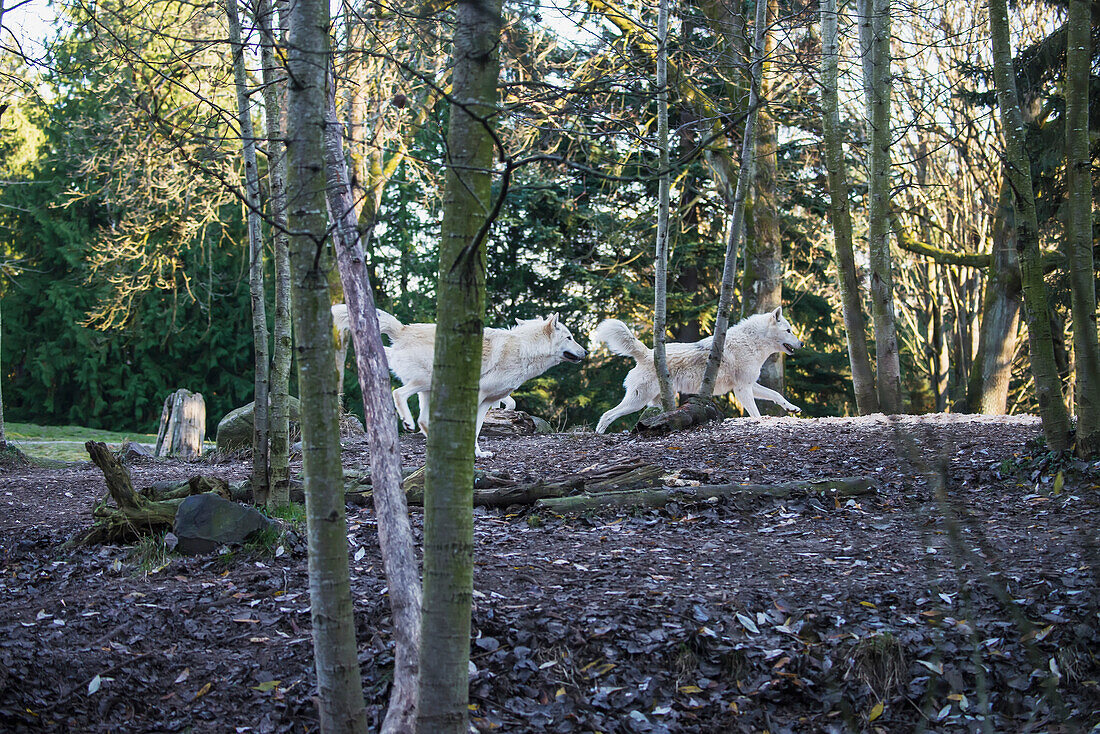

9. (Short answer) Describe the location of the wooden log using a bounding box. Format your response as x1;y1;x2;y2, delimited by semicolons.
401;460;663;507
535;476;878;513
155;389;206;458
635;395;723;435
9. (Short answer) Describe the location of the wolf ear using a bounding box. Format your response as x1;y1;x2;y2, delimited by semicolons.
772;306;783;321
515;318;524;325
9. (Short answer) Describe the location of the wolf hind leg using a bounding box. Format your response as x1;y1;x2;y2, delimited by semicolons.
392;384;420;431
751;382;800;413
596;387;655;434
474;400;494;458
416;392;430;436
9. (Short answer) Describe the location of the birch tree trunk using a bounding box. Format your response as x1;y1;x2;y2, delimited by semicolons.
652;0;675;411
751;0;783;398
821;0;878;414
1065;0;1100;456
226;0;271;502
988;0;1071;450
700;0;767;397
416;0;503;728
285;0;368;727
254;0;293;507
861;0;902;413
324;94;422;734
966;175;1021;414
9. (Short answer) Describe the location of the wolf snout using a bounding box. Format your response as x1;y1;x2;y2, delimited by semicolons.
563;347;586;363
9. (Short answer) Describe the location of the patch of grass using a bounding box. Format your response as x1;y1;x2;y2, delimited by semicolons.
129;532;173;575
267;502;306;525
5;422;158;463
245;525;285;556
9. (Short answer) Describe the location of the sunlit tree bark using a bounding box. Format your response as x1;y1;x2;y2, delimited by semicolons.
225;0;270;502
416;0;503;728
285;0;369;727
254;0;293;506
1065;0;1100;456
988;0;1071;450
652;0;675;411
820;0;878;414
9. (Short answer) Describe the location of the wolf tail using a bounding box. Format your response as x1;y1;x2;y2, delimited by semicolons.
375;309;404;339
591;319;651;363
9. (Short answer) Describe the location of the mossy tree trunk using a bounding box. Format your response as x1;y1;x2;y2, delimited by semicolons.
860;0;902;413
254;0;293;507
225;0;270;504
652;0;675;412
988;0;1071;450
416;0;503;728
700;0;766;397
1065;0;1100;456
820;0;877;415
285;0;368;727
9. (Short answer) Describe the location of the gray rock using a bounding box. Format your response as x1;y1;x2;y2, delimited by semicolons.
531;416;554;435
173;494;274;555
216;397;301;453
118;441;154;461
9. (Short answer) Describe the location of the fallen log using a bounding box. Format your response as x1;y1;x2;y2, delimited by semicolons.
401;460;664;507
535;476;878;513
635;395;724;435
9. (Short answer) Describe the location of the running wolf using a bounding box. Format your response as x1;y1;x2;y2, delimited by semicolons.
592;308;802;433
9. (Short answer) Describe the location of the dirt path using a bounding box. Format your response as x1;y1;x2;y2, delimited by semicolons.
1;414;1097;732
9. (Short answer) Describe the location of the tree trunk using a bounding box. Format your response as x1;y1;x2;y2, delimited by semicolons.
651;0;675;412
988;0;1071;450
700;0;767;397
1065;0;1100;456
155;389;206;458
861;0;902;413
285;0;369;727
416;0;503;729
966;175;1021;414
750;0;784;399
0;295;5;445
254;0;293;507
324;92;422;734
225;0;271;504
819;0;878;414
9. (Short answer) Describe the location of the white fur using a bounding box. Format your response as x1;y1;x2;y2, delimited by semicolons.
592;307;803;433
341;307;585;458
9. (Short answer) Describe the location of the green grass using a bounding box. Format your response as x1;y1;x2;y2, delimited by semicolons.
4;422;159;462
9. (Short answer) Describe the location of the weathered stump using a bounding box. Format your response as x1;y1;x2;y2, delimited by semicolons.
155;389;206;458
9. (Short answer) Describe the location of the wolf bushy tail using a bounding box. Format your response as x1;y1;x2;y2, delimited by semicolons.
332;303;404;341
591;319;651;363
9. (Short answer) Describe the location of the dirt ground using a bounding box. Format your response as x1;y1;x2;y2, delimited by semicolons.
1;413;1098;733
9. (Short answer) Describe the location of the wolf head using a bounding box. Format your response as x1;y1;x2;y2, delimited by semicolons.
536;314;586;363
766;307;803;356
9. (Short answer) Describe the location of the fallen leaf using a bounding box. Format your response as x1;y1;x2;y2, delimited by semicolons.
868;701;884;722
252;680;280;692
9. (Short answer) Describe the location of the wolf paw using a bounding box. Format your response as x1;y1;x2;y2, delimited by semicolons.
786;404;802;414
475;447;495;459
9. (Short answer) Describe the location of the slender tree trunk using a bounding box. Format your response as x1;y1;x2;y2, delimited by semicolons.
254;0;293;506
652;0;675;411
988;0;1071;450
285;0;368;728
861;0;902;413
416;0;503;728
0;294;5;444
324;94;422;733
1065;0;1100;456
966;175;1021;414
225;0;271;503
820;0;878;414
700;0;767;397
751;0;783;399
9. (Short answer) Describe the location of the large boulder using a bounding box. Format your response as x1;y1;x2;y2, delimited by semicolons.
216;397;300;453
173;494;274;555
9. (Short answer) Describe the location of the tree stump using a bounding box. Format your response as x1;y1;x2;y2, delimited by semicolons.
155;389;206;458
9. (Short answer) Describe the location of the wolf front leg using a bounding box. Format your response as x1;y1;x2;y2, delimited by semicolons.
473;400;494;458
751;382;801;413
392;384;420;431
732;384;762;418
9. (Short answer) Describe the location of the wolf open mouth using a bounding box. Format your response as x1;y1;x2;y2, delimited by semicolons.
563;351;585;363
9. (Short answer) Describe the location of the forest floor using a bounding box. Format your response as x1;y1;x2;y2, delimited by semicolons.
1;413;1098;733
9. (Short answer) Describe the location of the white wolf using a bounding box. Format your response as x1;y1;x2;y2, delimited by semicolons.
333;305;585;457
592;307;802;433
